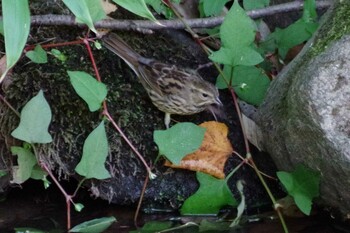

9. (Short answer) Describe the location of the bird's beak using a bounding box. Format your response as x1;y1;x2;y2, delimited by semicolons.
215;97;223;106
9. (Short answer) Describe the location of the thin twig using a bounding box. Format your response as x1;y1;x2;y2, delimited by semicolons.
40;159;74;230
24;1;332;31
134;174;150;228
0;94;20;117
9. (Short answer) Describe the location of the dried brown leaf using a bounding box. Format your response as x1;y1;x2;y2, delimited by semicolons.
165;121;233;179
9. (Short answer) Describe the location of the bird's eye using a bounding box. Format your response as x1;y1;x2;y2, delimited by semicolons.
202;93;208;98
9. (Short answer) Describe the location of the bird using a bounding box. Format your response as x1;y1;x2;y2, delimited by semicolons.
102;33;222;128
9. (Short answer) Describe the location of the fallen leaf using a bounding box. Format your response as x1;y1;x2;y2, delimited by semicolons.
165;121;233;179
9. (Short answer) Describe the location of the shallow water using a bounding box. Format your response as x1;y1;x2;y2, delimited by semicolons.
0;180;349;233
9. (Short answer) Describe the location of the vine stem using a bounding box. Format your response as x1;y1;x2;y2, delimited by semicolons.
82;37;155;179
162;1;289;232
39;157;74;230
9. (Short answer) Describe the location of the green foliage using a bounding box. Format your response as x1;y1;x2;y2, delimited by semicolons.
153;123;206;165
25;45;48;64
217;66;270;105
75;121;111;180
303;0;318;22
1;0;30;83
11;90;53;143
145;0;173;18
0;0;323;229
243;0;269;10
62;0;106;34
69;216;116;233
262;0;318;58
42;176;51;189
51;49;68;62
199;0;229;17
277;165;320;215
266;20;318;59
210;1;267;105
68;71;107;112
112;0;157;22
11;146;37;184
30;165;48;181
180;172;237;215
210;1;262;66
74;203;85;212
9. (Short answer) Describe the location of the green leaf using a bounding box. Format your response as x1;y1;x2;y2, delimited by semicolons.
11;146;37;184
199;0;229;17
112;0;157;22
210;45;263;67
303;0;317;22
220;1;256;48
233;66;270;106
25;45;48;64
180;172;237;215
94;41;102;50
153;123;206;165
75;121;111;179
11;90;53;143
269;19;318;59
42;176;51;189
243;0;269;10
30;164;47;180
51;49;68;62
69;216;116;233
217;66;270;106
0;0;30;83
216;65;233;89
62;0;106;34
277;165;320;215
74;203;85;212
68;71;107;112
145;0;174;19
209;0;263;67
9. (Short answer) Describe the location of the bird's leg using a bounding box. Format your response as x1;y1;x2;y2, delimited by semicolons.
164;112;171;129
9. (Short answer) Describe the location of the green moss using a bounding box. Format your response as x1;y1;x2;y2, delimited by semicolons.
310;1;350;57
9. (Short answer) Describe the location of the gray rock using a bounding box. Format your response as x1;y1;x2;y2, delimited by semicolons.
258;0;350;216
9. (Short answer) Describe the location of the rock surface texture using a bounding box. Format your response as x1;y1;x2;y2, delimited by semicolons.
259;0;350;216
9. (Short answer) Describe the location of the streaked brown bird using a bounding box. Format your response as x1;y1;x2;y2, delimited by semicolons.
102;33;222;128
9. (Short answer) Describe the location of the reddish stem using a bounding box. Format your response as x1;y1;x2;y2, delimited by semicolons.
25;39;84;51
83;36;154;176
40;160;73;230
83;38;102;82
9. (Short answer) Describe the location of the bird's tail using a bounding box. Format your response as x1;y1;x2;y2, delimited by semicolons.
102;33;141;73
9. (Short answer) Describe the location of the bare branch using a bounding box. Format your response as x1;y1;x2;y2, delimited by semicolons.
29;0;332;31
